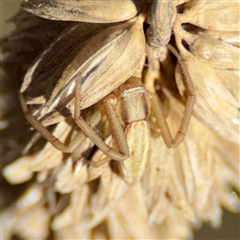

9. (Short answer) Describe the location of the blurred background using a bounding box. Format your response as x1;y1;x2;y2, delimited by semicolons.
1;1;239;239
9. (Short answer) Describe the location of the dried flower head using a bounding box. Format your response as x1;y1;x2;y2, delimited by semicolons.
1;0;239;239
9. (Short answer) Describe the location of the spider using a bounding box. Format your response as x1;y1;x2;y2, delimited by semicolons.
20;0;195;180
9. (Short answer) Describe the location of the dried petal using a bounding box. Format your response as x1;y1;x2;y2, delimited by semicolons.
203;30;240;48
189;35;240;70
29;120;72;171
21;0;140;23
181;0;239;31
3;156;33;184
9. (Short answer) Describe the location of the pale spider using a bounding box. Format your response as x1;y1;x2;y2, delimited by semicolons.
19;0;195;178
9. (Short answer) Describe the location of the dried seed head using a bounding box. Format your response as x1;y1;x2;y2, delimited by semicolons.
1;1;240;239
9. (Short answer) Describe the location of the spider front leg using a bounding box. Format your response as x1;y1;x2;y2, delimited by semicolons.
19;93;96;153
74;80;129;164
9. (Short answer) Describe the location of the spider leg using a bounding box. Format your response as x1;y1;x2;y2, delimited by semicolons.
144;52;173;147
103;94;129;157
19;93;87;153
74;80;129;162
167;44;195;147
145;44;195;148
149;92;173;147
